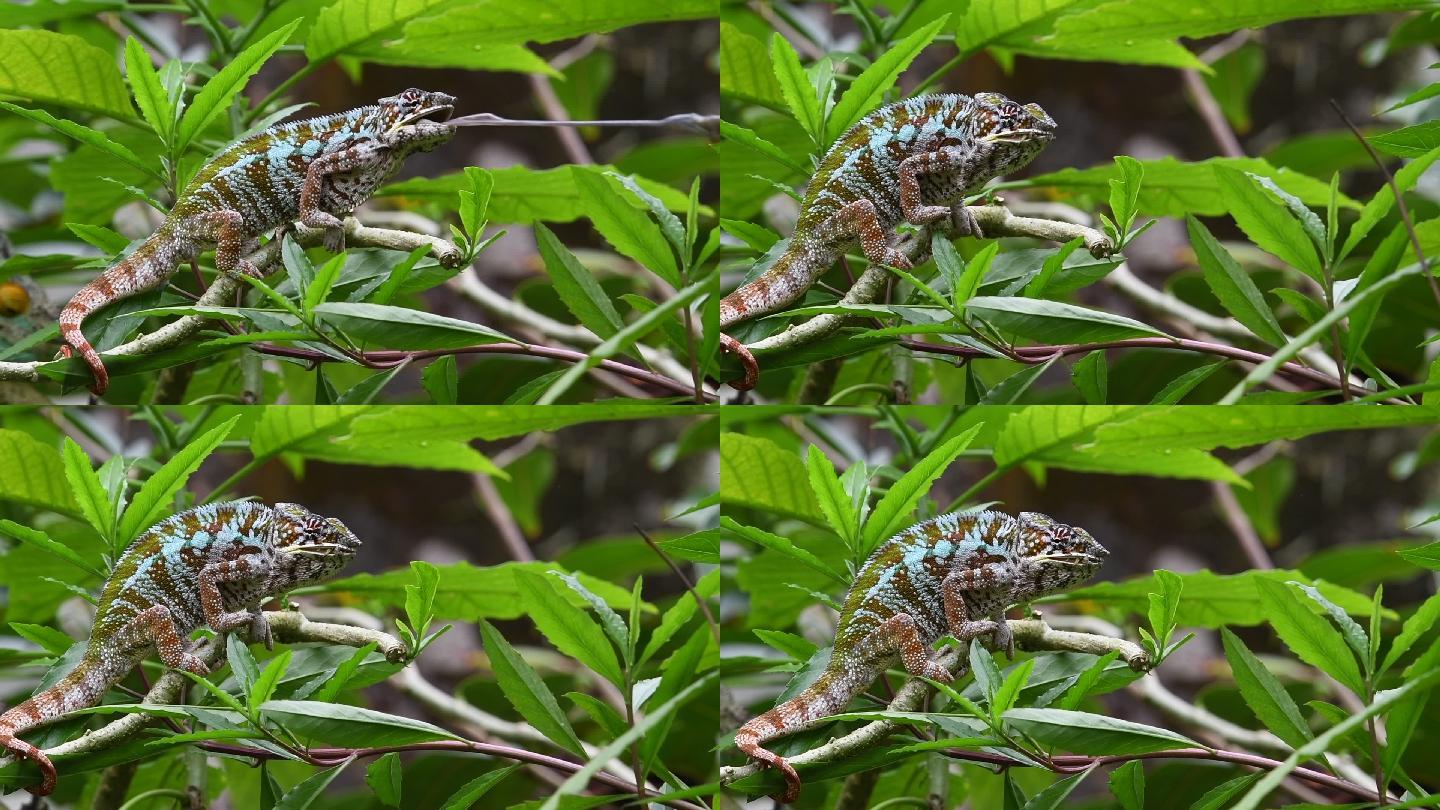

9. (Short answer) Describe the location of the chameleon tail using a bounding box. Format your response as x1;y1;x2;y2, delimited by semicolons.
718;237;824;329
734;661;877;804
59;224;181;395
0;651;110;795
718;238;829;391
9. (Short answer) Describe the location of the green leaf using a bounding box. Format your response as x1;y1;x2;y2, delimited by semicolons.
514;568;624;688
721;517;848;586
399;0;713;49
826;16;949;143
538;673;716;810
365;752;402;807
305;0;451;64
1381;590;1440;674
1108;759;1144;810
260;701;459;747
0;29;133;119
720;433;825;525
1338;145;1440;260
1186;215;1287;347
770;33;823;143
1003;708;1197;754
0;102;157;181
1065;568;1384;628
1189;773;1264;810
118;416;238;544
1254;578;1364;696
124;37;171;142
1072;351;1107;404
806;445;858;546
1292;582;1370;670
421;356;458;404
0;519;105;579
61;438;113;541
304;254;345;316
550;571;628;659
10;622;75;656
1221;260;1428;401
1023;156;1351;218
176;21;300;154
403;560;440;636
314;302;510;349
992;658;1035;722
1398;541;1440;570
982;355;1060;404
721;22;784;108
535;223;623;340
249;649;291;712
966;296;1166;343
1369;119;1440;157
534;271;708;403
1108;155;1144;234
439;765;521;810
572;167;680;287
478;618;586;756
275;758;354;810
1381;637;1440;780
1219;627;1313;749
1055;0;1427;42
1231;668;1440;810
1149;362;1225;404
862;426;983;554
1212;165;1323;284
322;560;639;621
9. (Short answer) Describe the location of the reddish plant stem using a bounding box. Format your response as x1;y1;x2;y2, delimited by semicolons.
249;341;713;400
940;747;1379;802
195;740;708;810
899;336;1342;390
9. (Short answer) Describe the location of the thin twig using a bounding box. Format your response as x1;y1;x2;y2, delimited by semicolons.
899;336;1343;390
635;525;718;643
1330;99;1439;309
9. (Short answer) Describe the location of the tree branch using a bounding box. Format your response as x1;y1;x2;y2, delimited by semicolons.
739;205;1113;356
719;618;1148;787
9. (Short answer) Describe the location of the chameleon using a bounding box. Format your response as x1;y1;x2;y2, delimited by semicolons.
0;501;360;795
58;88;457;395
733;510;1105;803
719;92;1057;390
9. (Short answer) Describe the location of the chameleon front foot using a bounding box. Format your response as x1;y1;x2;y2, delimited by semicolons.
720;332;759;391
949;204;984;239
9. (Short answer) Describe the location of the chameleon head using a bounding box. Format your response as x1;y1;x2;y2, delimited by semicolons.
970;92;1057;175
377;87;457;133
270;503;361;584
1010;511;1107;595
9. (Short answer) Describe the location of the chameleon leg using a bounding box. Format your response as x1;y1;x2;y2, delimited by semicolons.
815;199;912;270
298;141;393;253
940;566;1012;656
860;613;953;683
190;211;264;280
198;556;275;647
110;605;211;675
897;147;988;238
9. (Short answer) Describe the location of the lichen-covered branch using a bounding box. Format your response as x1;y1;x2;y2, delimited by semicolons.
719;618;1145;787
38;612;404;764
0;220;458;385
742;205;1113;355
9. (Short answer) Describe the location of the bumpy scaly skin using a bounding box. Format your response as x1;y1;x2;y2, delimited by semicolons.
59;88;457;395
0;502;360;795
734;510;1105;803
719;92;1057;390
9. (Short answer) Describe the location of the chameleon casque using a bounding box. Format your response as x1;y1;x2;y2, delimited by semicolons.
59;88;456;394
734;510;1106;803
0;501;360;795
719;92;1057;390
